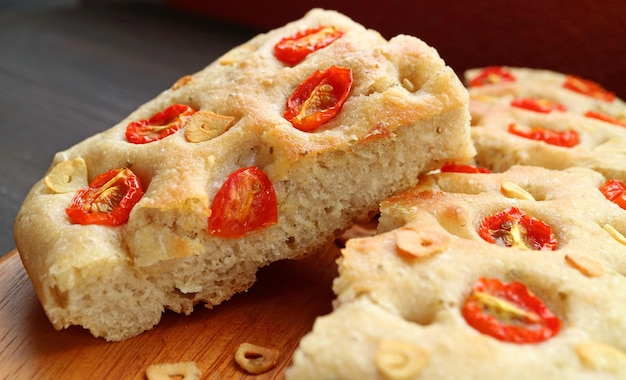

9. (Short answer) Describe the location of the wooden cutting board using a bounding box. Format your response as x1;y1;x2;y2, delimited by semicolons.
0;242;343;380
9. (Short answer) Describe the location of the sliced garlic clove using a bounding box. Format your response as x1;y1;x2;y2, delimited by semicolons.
395;226;450;259
376;340;429;380
576;342;626;374
171;74;194;91
235;342;280;375
44;157;88;194
603;224;626;245
184;111;235;143
565;254;604;277
145;361;201;380
500;181;535;201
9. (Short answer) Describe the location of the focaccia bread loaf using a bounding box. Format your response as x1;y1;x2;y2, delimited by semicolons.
13;8;474;341
464;66;626;181
287;165;626;379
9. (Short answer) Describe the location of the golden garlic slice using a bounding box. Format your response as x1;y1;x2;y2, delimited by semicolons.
401;78;416;92
171;75;194;91
235;342;280;375
603;224;626;245
145;361;201;380
500;181;535;201
184;111;235;143
564;254;604;277
394;226;450;259
376;340;428;380
576;342;626;375
43;157;88;194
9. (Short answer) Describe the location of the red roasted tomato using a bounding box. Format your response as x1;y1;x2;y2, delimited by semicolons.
126;104;196;144
478;206;557;250
284;66;353;131
584;110;626;128
440;163;491;174
462;277;561;343
507;123;579;147
274;26;344;65
511;98;566;113
563;75;615;102
600;179;626;210
66;168;144;225
468;66;516;87
208;166;278;238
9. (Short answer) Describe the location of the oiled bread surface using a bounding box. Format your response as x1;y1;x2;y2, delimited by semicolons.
287;166;626;379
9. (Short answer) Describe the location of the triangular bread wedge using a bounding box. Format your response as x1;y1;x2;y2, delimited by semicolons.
14;8;474;341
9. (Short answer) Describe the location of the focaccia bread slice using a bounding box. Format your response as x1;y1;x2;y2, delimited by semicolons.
287;165;626;379
463;66;626;181
13;8;474;341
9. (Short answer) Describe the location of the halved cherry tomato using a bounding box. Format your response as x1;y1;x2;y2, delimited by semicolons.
469;66;516;87
66;168;144;225
274;26;344;65
462;277;561;343
440;163;491;174
284;66;353;131
208;166;278;238
563;75;615;102
600;179;626;210
126;104;196;144
584;110;626;128
478;206;557;250
511;98;566;113
507;123;579;147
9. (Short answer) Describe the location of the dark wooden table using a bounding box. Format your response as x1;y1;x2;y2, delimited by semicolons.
0;3;258;256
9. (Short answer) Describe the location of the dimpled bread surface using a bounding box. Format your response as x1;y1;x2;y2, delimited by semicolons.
287;165;626;379
465;66;626;180
13;8;474;341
